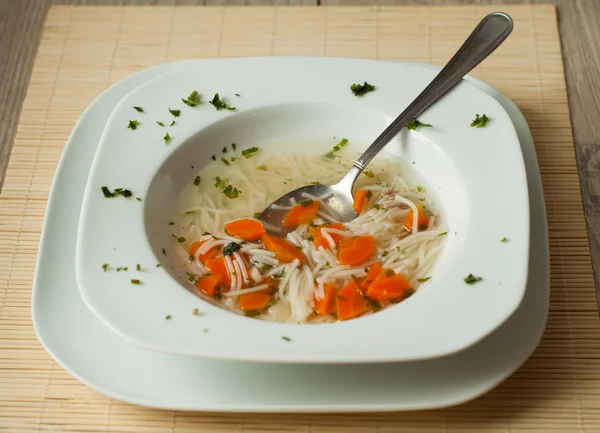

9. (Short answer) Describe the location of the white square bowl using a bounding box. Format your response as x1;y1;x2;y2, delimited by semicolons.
75;57;529;363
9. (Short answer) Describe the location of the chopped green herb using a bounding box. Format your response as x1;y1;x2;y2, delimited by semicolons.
101;186;133;198
299;199;314;207
417;185;423;192
261;264;272;272
133;106;144;112
470;114;490;128
385;269;395;277
182;90;201;107
350;81;376;96
127;120;140;130
214;177;227;189
102;264;109;272
223;185;241;199
381;251;388;257
193;175;202;186
282;336;292;342
223;242;241;256
170;120;175;127
221;157;230;166
241;147;259;159
164;132;171;145
156;121;165;127
310;181;321;185
193;308;200;316
186;210;196;215
363;170;375;178
156;263;162;267
209;93;236;111
366;190;372;198
370;300;382;311
168;108;180;117
131;279;141;284
187;255;194;263
231;156;237;162
253;212;261;218
202;231;211;236
406;119;433;131
162;248;166;256
438;232;448;236
136;197;142;202
211;155;216;161
257;164;267;171
417;277;431;283
245;310;261;318
187;273;199;283
464;274;482;284
175;236;185;243
501;237;508;243
372;204;381;210
235;93;240;97
165;315;172;320
222;146;227;153
232;143;237;151
136;264;141;271
375;178;388;187
168;221;174;226
203;328;209;332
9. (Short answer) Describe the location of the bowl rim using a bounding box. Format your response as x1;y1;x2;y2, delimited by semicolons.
75;56;530;363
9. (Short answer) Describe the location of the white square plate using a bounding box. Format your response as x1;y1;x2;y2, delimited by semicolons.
32;60;548;411
74;58;530;363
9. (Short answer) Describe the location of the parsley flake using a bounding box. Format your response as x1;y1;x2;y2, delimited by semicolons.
417;277;431;283
102;264;109;272
168;108;180;117
221;157;230;166
193;308;200;316
182;90;201;107
299;199;314;207
127;120;140;130
187;273;199;283
241;147;259;159
156;121;165;127
165;315;172;320
232;143;237;151
282;336;292;342
406;120;433;131
464;274;482;284
470;114;490;128
131;279;141;285
223;242;241;256
133;106;144;113
164;132;171;145
223;185;241;199
193;176;202;186
170;120;175;127
101;186;133;198
209;93;236;111
350;81;376;96
363;170;375;178
501;237;508;242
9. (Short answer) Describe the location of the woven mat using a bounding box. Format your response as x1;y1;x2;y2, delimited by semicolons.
0;4;597;432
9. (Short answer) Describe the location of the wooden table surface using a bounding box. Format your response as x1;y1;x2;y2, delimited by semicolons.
2;0;600;305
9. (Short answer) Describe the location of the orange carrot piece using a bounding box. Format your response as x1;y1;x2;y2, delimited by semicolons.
188;239;219;262
338;236;374;266
283;200;321;227
352;189;369;214
314;283;337;315
335;280;371;321
239;290;271;311
365;269;412;301
403;203;429;231
359;262;382;294
224;218;266;242
262;234;306;263
195;274;220;297
204;256;231;286
310;223;344;250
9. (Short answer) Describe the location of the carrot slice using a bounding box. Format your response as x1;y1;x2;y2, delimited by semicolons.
352;189;369;214
188;239;219;262
239;290;271;311
335;280;371;321
195;274;220;297
338;236;374;266
309;223;344;250
403;203;429;231
359;262;382;294
204;256;231;286
365;269;412;301
262;234;306;263
224;218;266;242
283;200;321;227
314;283;337;315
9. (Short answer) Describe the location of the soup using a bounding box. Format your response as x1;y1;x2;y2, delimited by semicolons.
170;140;447;323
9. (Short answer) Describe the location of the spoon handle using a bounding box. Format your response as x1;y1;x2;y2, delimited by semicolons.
347;12;513;178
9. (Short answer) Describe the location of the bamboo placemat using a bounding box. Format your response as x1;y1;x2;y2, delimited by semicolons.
0;4;597;432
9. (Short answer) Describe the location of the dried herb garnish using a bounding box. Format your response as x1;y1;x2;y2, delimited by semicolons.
182;90;201;107
406;120;432;131
470;114;490;128
133;106;144;112
209;93;236;111
350;81;376;96
127;120;140;130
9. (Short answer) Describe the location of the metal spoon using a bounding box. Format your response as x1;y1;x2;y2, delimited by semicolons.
257;12;513;234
